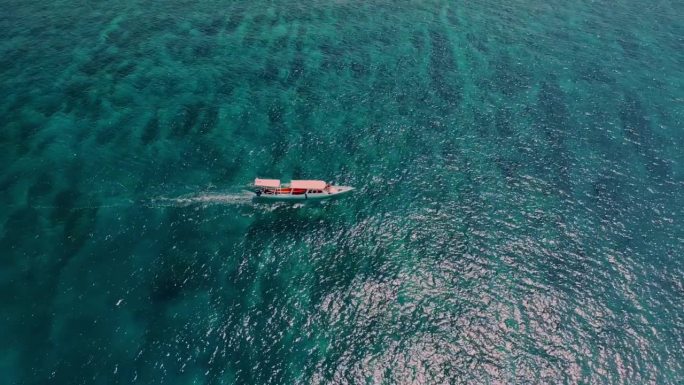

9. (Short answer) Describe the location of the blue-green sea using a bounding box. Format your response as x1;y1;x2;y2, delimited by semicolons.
1;0;683;384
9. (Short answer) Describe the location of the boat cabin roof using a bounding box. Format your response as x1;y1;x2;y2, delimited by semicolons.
254;178;281;188
290;180;327;189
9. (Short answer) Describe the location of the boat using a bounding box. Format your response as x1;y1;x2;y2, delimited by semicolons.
253;178;354;201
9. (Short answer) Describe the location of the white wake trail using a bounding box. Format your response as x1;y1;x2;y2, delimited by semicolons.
153;191;255;207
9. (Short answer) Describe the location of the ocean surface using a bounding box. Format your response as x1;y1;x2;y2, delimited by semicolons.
1;0;683;384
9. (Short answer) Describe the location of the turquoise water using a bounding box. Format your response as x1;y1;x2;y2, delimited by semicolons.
1;0;683;383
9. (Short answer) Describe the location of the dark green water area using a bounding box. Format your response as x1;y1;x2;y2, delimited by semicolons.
1;0;683;383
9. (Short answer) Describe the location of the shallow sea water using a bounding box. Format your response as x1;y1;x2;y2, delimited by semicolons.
1;0;683;384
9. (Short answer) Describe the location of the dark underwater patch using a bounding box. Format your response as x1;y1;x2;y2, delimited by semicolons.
533;78;574;192
619;94;670;180
319;41;345;72
466;32;489;53
226;12;244;33
149;210;210;303
35;94;63;117
494;155;519;181
0;207;40;257
198;105;219;135
0;43;27;76
193;40;212;58
80;50;117;76
411;31;425;51
62;206;98;258
165;38;189;62
27;173;54;200
495;107;514;137
150;264;187;302
493;53;531;95
620;93;650;144
537;79;569;144
272;35;289;51
370;64;394;98
288;55;305;82
268;102;285;126
63;80;92;103
171;103;203;137
95;124;117;145
269;136;290;164
350;59;369;78
590;172;626;222
428;29;462;105
261;60;280;82
51;189;82;223
141;113;160;144
62;83;102;119
201;16;224;36
446;4;459;26
616;32;642;59
0;170;21;193
576;61;615;84
217;75;236;97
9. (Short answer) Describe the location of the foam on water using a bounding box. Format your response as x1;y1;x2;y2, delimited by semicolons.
155;191;256;207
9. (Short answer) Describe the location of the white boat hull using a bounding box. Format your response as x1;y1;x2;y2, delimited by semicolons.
254;186;354;202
